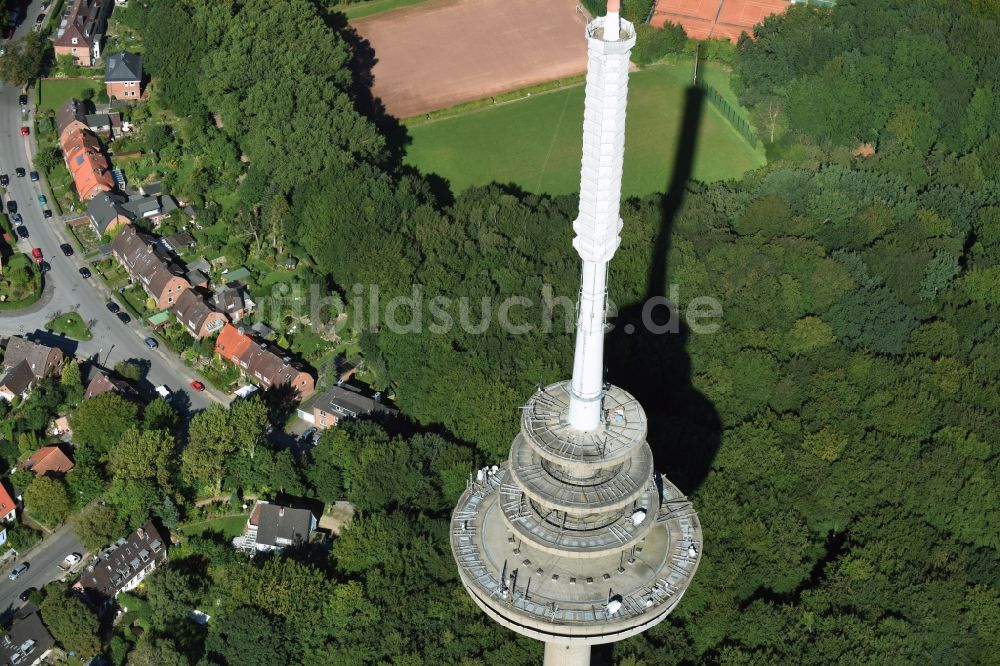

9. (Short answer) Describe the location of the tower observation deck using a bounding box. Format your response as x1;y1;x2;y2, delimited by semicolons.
450;4;702;665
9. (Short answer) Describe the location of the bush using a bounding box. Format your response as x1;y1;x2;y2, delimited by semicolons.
632;22;688;65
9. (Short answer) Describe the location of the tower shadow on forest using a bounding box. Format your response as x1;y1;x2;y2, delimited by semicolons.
605;85;721;504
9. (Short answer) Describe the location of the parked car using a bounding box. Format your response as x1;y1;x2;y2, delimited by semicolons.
79;266;91;278
8;563;28;581
61;553;81;568
31;247;42;263
16;226;28;239
106;302;120;314
11;213;22;225
15;168;25;177
117;312;131;324
29;170;38;181
190;380;206;392
299;427;317;443
18;94;27;107
18;587;36;602
0;174;8;185
155;385;172;400
38;195;46;205
20;127;29;137
43;209;52;219
6;200;16;213
144;337;159;350
59;243;72;256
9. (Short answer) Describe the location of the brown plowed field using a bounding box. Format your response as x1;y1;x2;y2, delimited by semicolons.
352;0;589;118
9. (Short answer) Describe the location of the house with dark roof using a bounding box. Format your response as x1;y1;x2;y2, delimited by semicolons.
0;481;18;523
172;289;226;339
53;0;113;67
0;361;38;402
234;501;316;552
56;98;90;144
0;607;56;666
22;446;75;477
72;521;167;612
0;361;35;402
3;336;64;379
111;225;190;309
211;286;252;322
309;384;398;430
87;191;179;236
104;52;142;100
214;324;315;397
83;368;135;400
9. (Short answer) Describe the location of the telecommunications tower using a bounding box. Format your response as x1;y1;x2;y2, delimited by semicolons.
449;2;702;665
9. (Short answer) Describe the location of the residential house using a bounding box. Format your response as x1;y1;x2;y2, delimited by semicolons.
112;225;190;309
55;98;89;144
211;286;252;322
214;324;315;397
0;361;35;402
3;336;65;378
63;127;114;200
72;521;167;612
22;446;74;476
234;501;316;552
56;98;122;142
172;289;226;339
0;608;56;666
84;111;123;137
87;190;179;237
83;368;134;400
53;0;112;67
104;52;142;100
309;383;397;430
0;481;17;523
162;231;196;254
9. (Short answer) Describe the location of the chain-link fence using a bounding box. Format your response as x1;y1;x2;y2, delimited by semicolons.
698;83;758;148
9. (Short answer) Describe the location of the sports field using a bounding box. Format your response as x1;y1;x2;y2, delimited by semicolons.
403;62;766;197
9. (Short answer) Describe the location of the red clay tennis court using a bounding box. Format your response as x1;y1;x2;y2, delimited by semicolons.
352;0;589;118
652;0;790;41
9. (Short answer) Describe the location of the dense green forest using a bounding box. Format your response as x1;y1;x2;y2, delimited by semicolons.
111;0;1000;663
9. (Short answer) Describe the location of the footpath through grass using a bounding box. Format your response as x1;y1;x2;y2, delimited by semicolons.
404;61;766;197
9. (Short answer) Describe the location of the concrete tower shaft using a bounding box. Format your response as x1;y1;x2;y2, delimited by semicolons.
450;6;701;665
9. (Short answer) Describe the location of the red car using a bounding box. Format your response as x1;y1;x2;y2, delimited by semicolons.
20;127;29;137
31;247;42;263
190;380;206;392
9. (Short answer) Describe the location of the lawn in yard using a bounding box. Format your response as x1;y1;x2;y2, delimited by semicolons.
37;78;104;114
403;61;766;197
179;513;249;540
45;312;92;340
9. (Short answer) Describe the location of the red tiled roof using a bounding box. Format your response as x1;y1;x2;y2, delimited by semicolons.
23;446;74;476
0;482;16;521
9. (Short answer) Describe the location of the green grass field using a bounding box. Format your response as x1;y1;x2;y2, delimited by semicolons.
336;0;428;20
404;62;765;197
37;78;103;114
45;312;92;340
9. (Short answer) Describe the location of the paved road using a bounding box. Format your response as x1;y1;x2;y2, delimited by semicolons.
0;523;84;623
0;0;227;411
